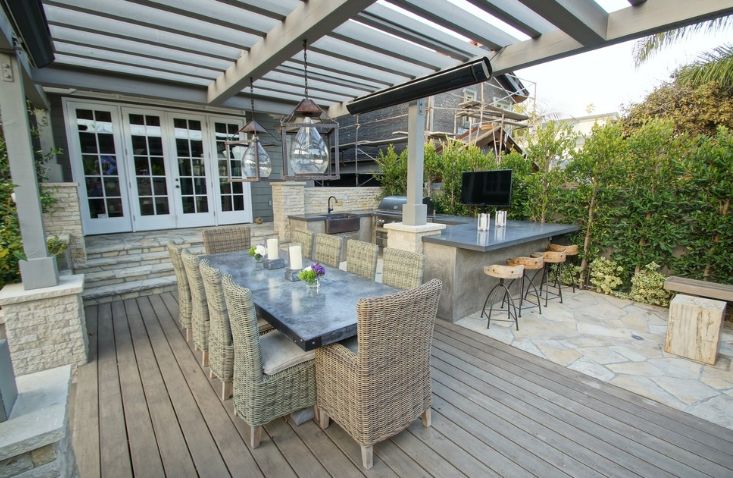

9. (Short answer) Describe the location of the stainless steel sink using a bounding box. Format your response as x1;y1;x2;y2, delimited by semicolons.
325;213;360;234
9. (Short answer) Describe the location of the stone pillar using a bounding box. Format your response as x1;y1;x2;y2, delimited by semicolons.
384;222;445;255
0;52;58;290
403;99;428;226
0;275;87;375
270;181;306;242
41;183;87;267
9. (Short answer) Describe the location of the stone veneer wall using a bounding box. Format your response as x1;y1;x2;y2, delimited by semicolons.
303;187;382;214
41;183;86;267
271;183;382;241
0;275;87;376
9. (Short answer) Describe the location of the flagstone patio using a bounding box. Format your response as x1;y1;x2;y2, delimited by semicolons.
457;289;733;429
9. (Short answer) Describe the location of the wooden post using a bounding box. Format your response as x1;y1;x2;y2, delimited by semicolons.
664;294;726;365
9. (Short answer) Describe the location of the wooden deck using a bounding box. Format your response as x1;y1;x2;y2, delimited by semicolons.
72;292;733;478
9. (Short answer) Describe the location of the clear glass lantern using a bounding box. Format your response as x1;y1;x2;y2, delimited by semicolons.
281;98;339;180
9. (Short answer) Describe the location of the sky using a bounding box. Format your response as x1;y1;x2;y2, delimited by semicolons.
514;8;733;118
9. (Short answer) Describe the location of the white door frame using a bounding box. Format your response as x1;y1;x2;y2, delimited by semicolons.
63;100;132;235
63;97;255;234
207;115;254;225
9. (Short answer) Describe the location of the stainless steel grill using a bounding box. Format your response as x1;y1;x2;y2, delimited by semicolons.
374;196;407;248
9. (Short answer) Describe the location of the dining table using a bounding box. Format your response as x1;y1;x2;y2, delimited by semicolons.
202;250;398;351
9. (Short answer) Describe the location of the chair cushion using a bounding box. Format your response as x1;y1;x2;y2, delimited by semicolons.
339;336;358;354
260;331;314;376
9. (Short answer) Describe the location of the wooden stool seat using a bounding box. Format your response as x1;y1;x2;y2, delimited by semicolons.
549;243;579;255
507;256;544;270
532;251;566;263
484;264;524;280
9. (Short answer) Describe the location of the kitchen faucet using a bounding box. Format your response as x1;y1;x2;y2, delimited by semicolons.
327;196;337;215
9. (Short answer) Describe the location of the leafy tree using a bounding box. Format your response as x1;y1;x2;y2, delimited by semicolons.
373;144;407;197
622;80;733;136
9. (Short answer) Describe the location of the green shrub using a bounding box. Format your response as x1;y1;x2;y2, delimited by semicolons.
629;262;671;306
590;257;624;295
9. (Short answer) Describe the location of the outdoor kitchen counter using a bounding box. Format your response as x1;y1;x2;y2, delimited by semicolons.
423;220;579;251
422;220;579;322
288;210;375;221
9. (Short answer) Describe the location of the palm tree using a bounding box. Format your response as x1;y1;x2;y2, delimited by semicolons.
633;15;733;89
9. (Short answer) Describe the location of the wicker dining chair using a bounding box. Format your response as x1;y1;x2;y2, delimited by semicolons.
200;260;274;400
290;230;314;259
167;243;192;341
182;251;211;366
382;248;424;289
222;276;316;448
202;225;251;254
346;239;379;280
316;279;443;469
314;233;342;268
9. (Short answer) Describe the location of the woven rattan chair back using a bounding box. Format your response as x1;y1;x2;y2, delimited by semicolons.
222;276;263;382
167;243;192;331
290;230;314;259
314;233;342;267
382;248;424;289
182;251;210;353
200;259;234;382
202;225;251;254
346;239;379;280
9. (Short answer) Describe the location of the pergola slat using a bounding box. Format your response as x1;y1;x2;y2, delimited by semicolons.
253;79;351;103
212;0;299;21
517;0;608;46
278;62;387;90
44;0;260;50
390;0;517;49
50;29;231;70
464;0;555;38
44;5;242;61
332;20;457;70
289;51;410;86
262;70;373;96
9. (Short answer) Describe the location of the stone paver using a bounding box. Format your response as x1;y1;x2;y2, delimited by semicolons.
455;289;733;430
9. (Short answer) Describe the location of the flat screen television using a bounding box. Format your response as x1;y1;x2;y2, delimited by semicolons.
460;169;513;206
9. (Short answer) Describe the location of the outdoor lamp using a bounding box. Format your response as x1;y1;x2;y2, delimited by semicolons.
281;39;340;180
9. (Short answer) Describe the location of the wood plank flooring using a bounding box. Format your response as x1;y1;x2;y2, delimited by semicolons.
72;292;733;477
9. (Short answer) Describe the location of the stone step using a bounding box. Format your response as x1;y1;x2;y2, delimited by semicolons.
82;275;177;304
85;242;202;260
77;246;204;273
83;262;174;283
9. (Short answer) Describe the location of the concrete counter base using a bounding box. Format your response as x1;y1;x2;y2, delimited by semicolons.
425;238;549;322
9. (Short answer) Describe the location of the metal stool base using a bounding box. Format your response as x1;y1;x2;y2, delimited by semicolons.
481;279;519;331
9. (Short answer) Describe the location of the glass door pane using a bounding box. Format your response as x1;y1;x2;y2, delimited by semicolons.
67;102;131;234
123;110;175;230
171;115;215;227
211;118;254;224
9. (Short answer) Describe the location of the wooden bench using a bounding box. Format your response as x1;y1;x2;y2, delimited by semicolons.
663;277;730;365
664;276;733;302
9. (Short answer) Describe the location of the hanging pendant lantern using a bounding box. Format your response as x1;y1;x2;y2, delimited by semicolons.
282;39;339;180
224;78;273;182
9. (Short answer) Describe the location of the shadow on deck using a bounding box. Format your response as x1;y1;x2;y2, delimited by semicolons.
72;292;733;477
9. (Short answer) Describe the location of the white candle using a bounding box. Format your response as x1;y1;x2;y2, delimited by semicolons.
267;238;279;260
289;245;303;270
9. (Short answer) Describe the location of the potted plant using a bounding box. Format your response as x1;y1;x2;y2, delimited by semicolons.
298;263;326;293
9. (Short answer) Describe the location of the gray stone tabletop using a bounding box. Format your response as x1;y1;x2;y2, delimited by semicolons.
422;220;579;252
202;252;397;350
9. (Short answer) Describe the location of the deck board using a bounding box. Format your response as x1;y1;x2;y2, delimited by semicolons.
72;292;733;478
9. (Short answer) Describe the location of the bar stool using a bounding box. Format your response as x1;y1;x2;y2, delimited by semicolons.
530;251;567;307
481;264;524;330
506;256;544;317
548;244;579;292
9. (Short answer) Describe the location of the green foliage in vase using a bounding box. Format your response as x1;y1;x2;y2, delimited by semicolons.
589;257;624;295
629;262;672;306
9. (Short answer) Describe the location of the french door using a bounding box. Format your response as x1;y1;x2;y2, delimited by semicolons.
64;100;253;234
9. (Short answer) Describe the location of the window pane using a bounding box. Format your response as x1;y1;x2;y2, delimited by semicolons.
139;197;154;215
150;157;165;175
221;195;232;211
155;197;169;215
135;157;149;175
190;140;203;157
148;136;163;156
180;178;193;195
193;178;207;194
137;178;152;196
191;158;204;176
196;196;208;213
153;178;167;195
88;199;106;218
129;114;145;125
131;136;147;154
176;139;190;157
95;111;112;123
100;156;117;175
77;109;94;120
178;158;192;176
86;177;103;197
174;118;187;129
233;195;244;211
107;198;123;217
145;115;160;127
232;182;243;194
83;155;99;175
79;132;97;153
104;178;120;196
98;134;115;154
220;181;231;194
182;196;195;213
189;120;201;131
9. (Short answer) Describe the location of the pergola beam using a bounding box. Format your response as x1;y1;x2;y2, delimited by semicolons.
463;0;555;38
517;0;608;46
207;0;375;105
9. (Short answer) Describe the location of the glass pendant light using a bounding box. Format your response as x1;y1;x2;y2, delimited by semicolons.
225;78;272;181
288;40;329;175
